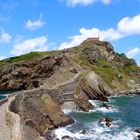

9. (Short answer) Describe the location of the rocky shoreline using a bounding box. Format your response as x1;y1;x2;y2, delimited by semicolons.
0;39;140;140
0;85;139;140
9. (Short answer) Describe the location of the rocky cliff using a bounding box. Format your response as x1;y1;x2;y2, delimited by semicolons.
0;39;139;91
0;39;140;139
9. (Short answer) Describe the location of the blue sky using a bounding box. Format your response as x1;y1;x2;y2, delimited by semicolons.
0;0;140;65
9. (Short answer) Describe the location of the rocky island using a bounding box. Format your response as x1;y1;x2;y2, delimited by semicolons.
0;39;140;140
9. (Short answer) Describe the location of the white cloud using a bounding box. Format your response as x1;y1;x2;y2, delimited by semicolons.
126;48;140;58
0;30;12;43
59;27;121;49
118;14;140;35
26;15;45;30
0;56;6;60
59;14;140;50
11;36;48;56
61;0;112;6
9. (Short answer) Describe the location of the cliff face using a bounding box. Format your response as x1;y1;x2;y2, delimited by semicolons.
0;55;63;90
0;39;140;139
0;39;139;91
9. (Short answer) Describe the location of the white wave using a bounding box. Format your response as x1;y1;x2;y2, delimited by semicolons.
89;100;97;107
62;109;73;114
54;127;92;140
96;107;118;113
55;122;136;140
88;99;119;114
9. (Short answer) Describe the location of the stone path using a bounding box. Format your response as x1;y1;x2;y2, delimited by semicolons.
0;98;12;140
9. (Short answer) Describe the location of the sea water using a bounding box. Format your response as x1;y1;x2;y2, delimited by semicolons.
0;90;17;101
55;94;140;140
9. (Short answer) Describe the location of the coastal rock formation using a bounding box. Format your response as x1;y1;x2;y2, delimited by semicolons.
0;39;140;140
74;71;113;111
0;39;139;92
0;55;63;90
8;89;74;139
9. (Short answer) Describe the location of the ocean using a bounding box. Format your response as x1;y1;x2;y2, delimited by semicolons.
0;90;17;101
55;94;140;140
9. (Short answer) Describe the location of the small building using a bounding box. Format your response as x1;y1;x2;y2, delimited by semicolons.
86;36;100;42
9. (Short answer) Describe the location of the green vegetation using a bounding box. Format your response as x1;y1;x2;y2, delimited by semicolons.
0;50;59;65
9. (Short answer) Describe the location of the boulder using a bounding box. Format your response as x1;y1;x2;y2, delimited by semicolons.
100;117;113;127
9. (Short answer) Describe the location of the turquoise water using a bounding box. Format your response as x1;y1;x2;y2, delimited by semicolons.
55;95;140;140
0;90;17;95
0;90;17;101
0;95;6;100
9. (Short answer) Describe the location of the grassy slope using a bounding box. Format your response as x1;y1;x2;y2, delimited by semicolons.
0;51;59;65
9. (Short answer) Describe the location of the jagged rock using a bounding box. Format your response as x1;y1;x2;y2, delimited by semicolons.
0;55;63;90
105;117;113;127
100;117;113;127
74;87;94;112
101;103;110;109
9;89;74;136
74;71;113;111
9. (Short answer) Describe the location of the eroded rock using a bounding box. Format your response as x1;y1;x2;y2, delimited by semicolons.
9;89;74;137
74;71;113;111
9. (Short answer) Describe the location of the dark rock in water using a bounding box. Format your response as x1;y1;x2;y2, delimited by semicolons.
101;103;109;109
105;117;113;127
135;128;140;133
106;122;112;127
105;117;113;122
61;135;73;140
138;134;140;139
79;129;87;134
100;117;113;127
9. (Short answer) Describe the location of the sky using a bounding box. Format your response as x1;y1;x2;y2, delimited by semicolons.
0;0;140;65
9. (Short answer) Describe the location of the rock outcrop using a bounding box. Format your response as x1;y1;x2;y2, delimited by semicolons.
8;89;74;138
0;55;63;90
74;71;113;111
